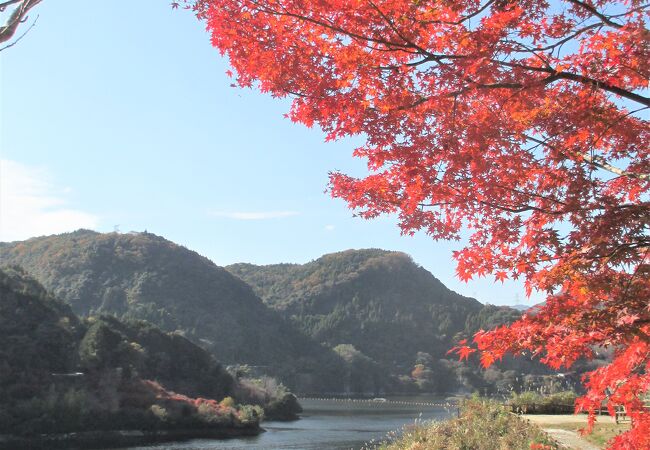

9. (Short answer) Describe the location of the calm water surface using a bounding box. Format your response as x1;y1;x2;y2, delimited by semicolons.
125;397;455;450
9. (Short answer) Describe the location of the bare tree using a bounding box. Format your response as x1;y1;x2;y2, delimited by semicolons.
0;0;41;51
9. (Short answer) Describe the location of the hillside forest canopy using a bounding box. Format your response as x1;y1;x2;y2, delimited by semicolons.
2;231;574;398
181;1;649;448
0;266;267;438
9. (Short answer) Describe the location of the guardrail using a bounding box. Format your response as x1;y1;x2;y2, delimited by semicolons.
298;397;456;407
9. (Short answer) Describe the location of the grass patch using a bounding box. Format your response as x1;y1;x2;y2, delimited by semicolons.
372;398;557;450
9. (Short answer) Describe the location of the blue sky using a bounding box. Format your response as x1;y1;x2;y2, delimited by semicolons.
0;0;543;306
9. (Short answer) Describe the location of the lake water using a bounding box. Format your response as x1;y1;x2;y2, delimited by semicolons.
125;397;455;450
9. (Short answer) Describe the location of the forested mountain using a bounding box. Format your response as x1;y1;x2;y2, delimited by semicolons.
227;250;553;393
0;230;345;392
1;232;555;396
228;250;518;369
0;266;235;403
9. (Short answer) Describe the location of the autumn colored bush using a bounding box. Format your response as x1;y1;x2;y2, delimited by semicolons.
220;396;236;409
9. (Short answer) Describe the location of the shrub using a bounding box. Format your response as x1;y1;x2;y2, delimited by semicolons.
238;405;264;425
220;396;235;408
509;391;577;414
149;405;169;422
264;393;302;420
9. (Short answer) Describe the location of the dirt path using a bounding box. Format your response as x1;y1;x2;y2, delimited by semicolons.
541;428;600;450
522;415;612;450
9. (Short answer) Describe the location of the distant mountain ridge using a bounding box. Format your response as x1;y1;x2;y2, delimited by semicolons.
228;249;482;311
511;303;545;312
511;304;531;311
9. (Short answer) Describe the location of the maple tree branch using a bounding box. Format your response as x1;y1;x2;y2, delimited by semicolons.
245;1;650;108
553;71;650;107
485;59;650;107
506;23;605;53
608;3;650;19
588;105;650;154
475;199;565;216
402;61;649;111
582;154;650;181
495;184;568;207
421;0;497;26
524;134;650;181
590;240;650;267
566;0;624;29
460;0;496;24
367;1;418;50
250;1;416;54
398;50;649;108
437;73;563;98
432;174;569;208
619;247;650;310
506;241;649;269
463;58;647;107
438;180;568;217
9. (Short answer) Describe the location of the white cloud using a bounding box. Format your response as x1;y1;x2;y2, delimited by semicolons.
208;210;300;220
324;224;335;231
0;159;99;242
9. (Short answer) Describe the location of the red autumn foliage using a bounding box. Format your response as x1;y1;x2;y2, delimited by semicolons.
530;444;554;450
183;1;649;447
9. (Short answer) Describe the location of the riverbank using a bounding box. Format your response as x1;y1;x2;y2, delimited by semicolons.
110;396;455;450
0;426;262;450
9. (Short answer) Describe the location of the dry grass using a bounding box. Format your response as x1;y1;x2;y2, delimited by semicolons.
371;398;557;450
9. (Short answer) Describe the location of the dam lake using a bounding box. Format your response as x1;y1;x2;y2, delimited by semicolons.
123;396;456;450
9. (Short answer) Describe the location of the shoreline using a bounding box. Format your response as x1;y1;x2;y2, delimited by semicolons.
0;426;263;450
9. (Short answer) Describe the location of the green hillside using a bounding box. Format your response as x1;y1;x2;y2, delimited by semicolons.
0;230;346;392
0;266;84;400
227;250;549;393
0;266;264;440
228;249;510;367
1;232;553;396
